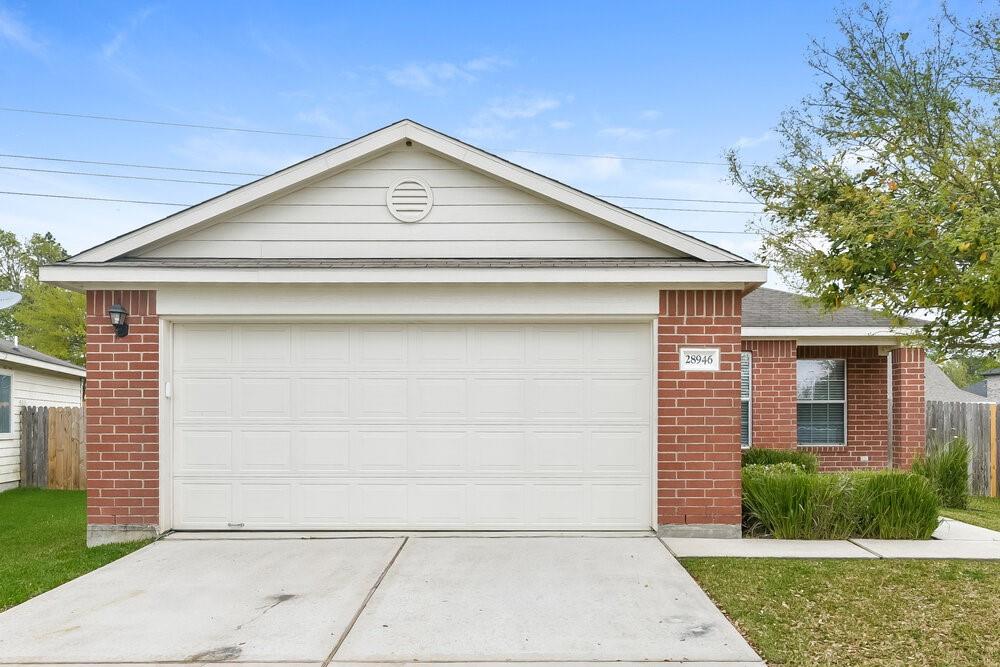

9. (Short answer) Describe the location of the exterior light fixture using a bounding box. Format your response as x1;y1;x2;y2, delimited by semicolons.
108;303;129;338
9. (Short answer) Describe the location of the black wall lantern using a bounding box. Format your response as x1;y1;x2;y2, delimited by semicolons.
108;303;129;338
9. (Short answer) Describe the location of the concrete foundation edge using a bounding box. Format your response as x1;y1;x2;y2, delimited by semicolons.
657;524;742;539
87;524;159;547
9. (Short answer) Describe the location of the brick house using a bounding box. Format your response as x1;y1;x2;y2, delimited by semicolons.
40;121;925;545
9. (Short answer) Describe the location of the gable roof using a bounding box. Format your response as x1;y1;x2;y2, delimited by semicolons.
66;119;747;265
0;339;85;378
925;359;991;403
742;288;924;328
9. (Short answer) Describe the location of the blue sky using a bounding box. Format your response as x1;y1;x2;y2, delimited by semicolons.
0;0;958;278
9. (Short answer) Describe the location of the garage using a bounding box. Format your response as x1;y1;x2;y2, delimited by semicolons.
169;321;653;530
43;120;766;544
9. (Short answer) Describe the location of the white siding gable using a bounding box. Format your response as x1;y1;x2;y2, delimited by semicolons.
137;149;684;259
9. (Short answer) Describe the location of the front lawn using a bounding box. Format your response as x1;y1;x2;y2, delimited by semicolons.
684;558;1000;667
0;488;151;611
941;496;1000;532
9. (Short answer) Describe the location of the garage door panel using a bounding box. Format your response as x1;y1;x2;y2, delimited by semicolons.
240;431;292;473
177;377;233;419
297;430;351;471
171;322;653;530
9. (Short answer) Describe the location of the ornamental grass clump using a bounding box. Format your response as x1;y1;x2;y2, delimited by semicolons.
851;471;940;539
912;437;969;509
741;464;854;539
742;465;941;539
741;448;819;473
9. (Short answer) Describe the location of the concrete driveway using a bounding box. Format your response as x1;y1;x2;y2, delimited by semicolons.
0;534;761;666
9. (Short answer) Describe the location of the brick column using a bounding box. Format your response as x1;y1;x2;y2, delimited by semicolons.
891;347;926;469
741;340;797;449
657;289;742;537
85;290;159;546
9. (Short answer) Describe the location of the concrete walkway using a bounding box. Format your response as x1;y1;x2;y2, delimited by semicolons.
664;518;1000;559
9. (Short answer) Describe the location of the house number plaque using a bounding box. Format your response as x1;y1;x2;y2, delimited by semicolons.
679;347;721;371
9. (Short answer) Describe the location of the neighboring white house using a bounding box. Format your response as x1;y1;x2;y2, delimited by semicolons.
0;339;86;491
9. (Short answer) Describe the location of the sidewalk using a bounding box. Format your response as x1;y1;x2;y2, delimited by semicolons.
663;518;1000;559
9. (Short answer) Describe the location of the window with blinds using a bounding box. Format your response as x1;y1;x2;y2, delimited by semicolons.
740;351;751;447
796;359;846;445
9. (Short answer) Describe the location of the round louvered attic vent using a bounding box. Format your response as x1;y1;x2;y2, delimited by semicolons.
386;177;434;222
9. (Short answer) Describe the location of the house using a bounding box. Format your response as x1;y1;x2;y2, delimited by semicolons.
0;339;86;491
40;120;925;545
925;359;991;403
979;368;1000;402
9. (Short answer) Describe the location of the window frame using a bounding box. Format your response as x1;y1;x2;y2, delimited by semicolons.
795;358;847;447
0;371;12;438
740;351;752;448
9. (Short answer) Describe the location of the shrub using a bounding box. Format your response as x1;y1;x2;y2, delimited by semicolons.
742;468;941;540
741;448;819;473
742;466;854;539
851;471;940;539
912;438;969;509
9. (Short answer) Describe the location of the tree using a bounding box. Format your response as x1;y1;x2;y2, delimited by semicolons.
728;2;1000;353
0;230;85;365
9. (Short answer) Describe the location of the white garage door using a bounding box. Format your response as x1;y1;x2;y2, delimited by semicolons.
170;322;652;530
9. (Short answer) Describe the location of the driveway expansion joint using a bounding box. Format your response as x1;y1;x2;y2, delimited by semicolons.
321;537;409;667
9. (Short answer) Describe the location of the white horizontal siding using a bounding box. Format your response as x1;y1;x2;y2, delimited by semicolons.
0;363;84;486
140;149;680;259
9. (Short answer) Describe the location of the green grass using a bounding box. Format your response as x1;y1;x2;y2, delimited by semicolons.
941;496;1000;532
0;488;151;611
684;558;1000;667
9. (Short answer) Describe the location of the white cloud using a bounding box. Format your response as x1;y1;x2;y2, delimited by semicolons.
486;95;560;120
0;6;44;55
295;107;348;135
550;120;573;130
504;152;624;183
639;109;662;120
169;134;303;173
732;130;775;149
599;126;674;142
385;56;510;93
101;6;155;59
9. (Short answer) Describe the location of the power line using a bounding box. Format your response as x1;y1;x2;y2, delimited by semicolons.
0;189;761;233
0;152;263;176
0;152;762;205
0;190;190;206
0;106;745;166
0;165;240;186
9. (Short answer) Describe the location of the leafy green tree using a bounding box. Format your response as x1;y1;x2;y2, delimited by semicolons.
13;279;86;365
0;230;84;365
728;2;1000;352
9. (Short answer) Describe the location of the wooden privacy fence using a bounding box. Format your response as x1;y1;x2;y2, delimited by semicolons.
19;406;85;490
926;400;999;497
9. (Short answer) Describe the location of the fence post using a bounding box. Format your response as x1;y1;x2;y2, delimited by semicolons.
991;403;998;498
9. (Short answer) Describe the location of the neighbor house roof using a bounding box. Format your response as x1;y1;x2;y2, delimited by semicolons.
965;380;988;397
925;359;990;403
742;288;922;328
0;339;85;378
982;367;1000;377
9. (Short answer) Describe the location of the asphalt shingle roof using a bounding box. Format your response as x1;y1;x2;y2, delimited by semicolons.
0;339;83;372
925;359;990;403
742;288;923;328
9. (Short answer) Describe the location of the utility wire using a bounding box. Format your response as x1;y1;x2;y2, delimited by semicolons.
0;106;749;166
0;152;263;176
0;165;239;186
0;154;762;205
0;189;762;233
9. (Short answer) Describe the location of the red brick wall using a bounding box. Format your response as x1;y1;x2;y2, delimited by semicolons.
85;290;159;527
657;290;742;528
740;340;797;449
891;347;926;469
797;346;890;470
